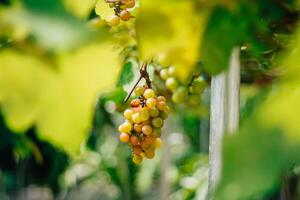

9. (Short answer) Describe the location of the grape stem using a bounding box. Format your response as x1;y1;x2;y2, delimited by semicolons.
124;62;152;103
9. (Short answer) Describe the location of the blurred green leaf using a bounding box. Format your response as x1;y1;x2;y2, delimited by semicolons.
0;42;120;153
117;62;134;87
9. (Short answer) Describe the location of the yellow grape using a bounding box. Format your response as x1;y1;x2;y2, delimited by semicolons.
124;109;133;120
135;86;145;96
157;96;166;102
134;123;143;132
132;113;142;124
120;10;131;21
140;109;150;121
120;133;130;143
119;122;132;133
107;15;120;26
160;69;169;80
155;138;162;148
143;89;156;99
146;98;157;108
157;101;167;111
142;125;153;136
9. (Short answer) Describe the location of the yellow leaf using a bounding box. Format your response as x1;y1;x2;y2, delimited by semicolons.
95;0;115;21
0;42;120;154
136;0;209;81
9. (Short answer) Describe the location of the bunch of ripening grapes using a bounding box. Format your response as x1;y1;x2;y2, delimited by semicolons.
106;0;135;26
118;86;169;164
158;56;207;106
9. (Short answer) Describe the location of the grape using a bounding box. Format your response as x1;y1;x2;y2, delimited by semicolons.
190;78;206;94
166;77;178;91
152;128;162;137
130;135;139;146
160;69;169;80
157;96;166;102
118;122;132;133
188;95;201;106
134;123;143;132
146;98;157;108
130;99;140;107
133;146;142;155
120;133;129;143
120;10;131;21
107;15;120;26
150;107;159;117
142;125;153;136
172;86;188;103
168;66;176;77
135;86;145;96
145;148;155;159
143;89;156;99
123;0;135;8
160;111;168;120
157;101;167;111
152;117;164;128
140;109;150;121
157;53;171;67
124;109;133;120
132;155;143;164
119;84;168;163
155;138;162;148
132;113;142;124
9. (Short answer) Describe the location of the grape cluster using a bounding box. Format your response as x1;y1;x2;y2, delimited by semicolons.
158;63;207;106
119;87;169;164
106;0;135;26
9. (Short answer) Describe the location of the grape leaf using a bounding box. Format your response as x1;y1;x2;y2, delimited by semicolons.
95;0;115;21
1;0;95;50
0;42;120;154
136;0;209;82
63;0;96;19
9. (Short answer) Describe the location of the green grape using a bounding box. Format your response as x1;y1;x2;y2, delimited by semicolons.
150;107;159;117
160;69;169;80
166;77;179;91
143;89;156;99
160;111;168;120
157;53;171;67
140;109;150;121
152;128;162;137
190;77;206;94
172;86;188;103
188;94;201;106
146;98;157;108
152;117;164;128
168;66;176;76
142;125;153;136
135;86;145;96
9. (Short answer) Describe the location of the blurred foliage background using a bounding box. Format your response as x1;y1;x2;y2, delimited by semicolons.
0;0;300;200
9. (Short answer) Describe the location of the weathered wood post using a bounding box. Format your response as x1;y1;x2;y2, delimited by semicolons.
207;48;240;197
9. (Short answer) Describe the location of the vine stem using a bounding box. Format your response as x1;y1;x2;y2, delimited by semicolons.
124;62;151;103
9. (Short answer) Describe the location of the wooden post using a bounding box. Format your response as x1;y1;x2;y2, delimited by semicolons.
207;48;240;197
